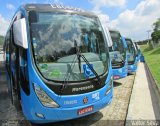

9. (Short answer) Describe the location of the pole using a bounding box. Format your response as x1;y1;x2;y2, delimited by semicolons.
146;30;151;45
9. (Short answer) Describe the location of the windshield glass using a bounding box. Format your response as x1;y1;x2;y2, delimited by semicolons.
109;31;124;53
126;39;136;56
29;12;109;82
109;30;125;62
125;39;136;62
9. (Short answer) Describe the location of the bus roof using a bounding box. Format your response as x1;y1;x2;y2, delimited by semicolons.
125;38;132;41
5;4;98;38
22;4;97;18
108;28;119;33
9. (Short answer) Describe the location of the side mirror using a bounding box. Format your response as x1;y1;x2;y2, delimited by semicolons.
13;18;28;49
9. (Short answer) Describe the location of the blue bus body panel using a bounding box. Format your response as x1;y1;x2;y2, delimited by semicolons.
21;83;113;123
127;53;137;73
112;53;128;80
111;36;128;80
136;51;142;62
128;63;137;73
19;46;113;123
112;66;128;80
128;56;137;73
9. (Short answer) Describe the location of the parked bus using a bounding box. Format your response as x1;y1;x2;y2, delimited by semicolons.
106;29;128;80
134;42;141;62
4;4;113;123
125;38;137;72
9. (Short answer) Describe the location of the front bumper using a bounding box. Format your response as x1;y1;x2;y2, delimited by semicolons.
112;67;128;80
30;90;113;123
20;79;113;124
128;64;137;73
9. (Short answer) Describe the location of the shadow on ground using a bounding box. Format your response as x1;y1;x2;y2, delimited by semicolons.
32;111;103;126
127;73;135;76
113;81;122;87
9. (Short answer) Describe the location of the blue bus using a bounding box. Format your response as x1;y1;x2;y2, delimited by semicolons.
125;38;137;73
134;42;141;62
108;30;128;80
4;4;113;123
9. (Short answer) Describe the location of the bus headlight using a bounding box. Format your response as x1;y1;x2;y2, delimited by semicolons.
33;83;59;108
105;76;113;96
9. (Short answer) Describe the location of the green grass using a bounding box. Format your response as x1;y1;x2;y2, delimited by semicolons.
140;44;160;88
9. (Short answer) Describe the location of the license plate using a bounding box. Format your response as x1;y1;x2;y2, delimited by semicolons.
78;106;93;115
114;76;120;79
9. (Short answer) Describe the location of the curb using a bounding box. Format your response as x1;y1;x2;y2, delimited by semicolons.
145;63;160;112
125;62;138;126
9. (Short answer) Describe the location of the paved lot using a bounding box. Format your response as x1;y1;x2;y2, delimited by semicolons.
0;61;135;126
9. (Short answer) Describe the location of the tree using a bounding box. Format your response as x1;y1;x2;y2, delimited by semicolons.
153;18;160;31
151;30;160;43
151;18;160;45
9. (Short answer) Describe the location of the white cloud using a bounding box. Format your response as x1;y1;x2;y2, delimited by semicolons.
91;7;110;28
92;8;109;22
6;3;15;10
89;0;126;8
109;0;160;41
89;0;126;35
0;14;10;36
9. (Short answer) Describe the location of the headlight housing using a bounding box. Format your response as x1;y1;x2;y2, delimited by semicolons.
105;76;113;96
33;83;59;108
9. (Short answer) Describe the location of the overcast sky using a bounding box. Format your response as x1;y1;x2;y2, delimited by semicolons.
0;0;160;41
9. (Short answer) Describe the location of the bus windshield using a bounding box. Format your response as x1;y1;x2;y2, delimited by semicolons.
125;39;136;56
109;30;125;61
110;31;124;54
29;12;109;82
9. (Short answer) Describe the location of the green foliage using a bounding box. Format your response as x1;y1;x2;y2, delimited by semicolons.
0;35;4;46
151;30;160;43
153;18;160;31
140;45;160;88
152;18;160;43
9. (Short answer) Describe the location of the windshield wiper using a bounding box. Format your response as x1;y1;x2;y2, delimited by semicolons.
74;40;102;85
74;40;81;73
60;40;102;93
60;54;77;93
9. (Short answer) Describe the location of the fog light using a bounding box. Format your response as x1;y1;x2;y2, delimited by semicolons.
35;113;45;119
